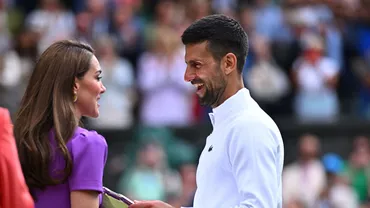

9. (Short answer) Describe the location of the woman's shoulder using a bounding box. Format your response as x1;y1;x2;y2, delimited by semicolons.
68;127;107;150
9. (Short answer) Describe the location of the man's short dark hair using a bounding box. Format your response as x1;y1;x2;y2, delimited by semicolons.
181;14;249;73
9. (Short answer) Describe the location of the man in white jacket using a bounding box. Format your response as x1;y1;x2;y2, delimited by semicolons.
130;14;284;208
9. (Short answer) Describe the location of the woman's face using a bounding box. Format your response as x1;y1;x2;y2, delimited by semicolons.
74;55;106;118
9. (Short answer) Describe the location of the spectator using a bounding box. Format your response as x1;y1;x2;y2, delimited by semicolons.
316;153;358;208
89;35;136;129
245;34;291;116
253;0;289;41
342;136;370;206
118;141;182;203
26;0;76;53
137;27;194;127
0;28;38;116
85;0;110;40
291;32;340;123
74;11;94;44
110;1;145;66
283;134;326;208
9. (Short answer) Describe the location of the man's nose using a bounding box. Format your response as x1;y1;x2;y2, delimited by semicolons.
184;67;195;82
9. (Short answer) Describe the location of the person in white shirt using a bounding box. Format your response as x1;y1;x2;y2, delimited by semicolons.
129;14;285;208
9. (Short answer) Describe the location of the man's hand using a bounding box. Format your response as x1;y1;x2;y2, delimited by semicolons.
129;200;175;208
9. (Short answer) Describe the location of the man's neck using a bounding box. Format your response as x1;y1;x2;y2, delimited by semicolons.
212;77;244;109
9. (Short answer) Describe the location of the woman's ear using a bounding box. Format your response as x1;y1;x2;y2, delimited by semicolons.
73;78;80;94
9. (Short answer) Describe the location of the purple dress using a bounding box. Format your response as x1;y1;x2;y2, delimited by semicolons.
33;127;108;208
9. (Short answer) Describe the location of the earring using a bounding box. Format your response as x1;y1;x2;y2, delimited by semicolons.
73;93;78;103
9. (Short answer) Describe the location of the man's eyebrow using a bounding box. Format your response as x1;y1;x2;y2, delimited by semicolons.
186;60;202;64
95;70;102;75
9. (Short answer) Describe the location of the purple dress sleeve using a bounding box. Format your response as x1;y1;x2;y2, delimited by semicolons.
68;128;108;193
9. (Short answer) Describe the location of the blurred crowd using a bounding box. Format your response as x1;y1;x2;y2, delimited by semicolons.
1;0;370;207
0;0;369;128
112;132;370;208
283;134;370;208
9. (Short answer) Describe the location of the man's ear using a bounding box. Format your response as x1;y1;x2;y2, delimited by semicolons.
222;53;237;75
73;78;80;94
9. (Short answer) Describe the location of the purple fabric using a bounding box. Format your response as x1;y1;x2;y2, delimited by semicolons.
33;127;108;208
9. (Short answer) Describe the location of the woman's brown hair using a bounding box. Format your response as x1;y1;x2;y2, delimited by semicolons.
14;40;95;195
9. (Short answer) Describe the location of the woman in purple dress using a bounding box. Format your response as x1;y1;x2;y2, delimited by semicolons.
14;40;107;208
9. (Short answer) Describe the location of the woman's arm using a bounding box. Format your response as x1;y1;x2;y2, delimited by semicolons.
68;129;108;208
71;190;99;208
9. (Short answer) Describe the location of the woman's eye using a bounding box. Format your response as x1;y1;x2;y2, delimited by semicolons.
97;76;102;81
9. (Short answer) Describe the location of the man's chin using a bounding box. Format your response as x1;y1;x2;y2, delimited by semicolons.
197;92;212;107
198;97;209;107
199;102;207;107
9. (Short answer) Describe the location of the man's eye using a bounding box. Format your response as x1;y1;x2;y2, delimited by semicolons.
97;76;102;81
194;64;201;69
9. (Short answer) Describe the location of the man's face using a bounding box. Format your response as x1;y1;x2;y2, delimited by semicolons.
299;135;319;160
304;48;322;64
184;42;227;107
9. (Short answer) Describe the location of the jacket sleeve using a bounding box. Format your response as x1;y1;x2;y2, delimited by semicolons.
0;108;35;208
228;121;283;208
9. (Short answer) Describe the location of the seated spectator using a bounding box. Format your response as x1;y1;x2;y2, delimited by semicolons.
342;136;370;206
117;141;182;203
316;153;358;208
283;134;326;208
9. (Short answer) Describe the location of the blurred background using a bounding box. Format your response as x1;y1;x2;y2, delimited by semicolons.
1;0;370;207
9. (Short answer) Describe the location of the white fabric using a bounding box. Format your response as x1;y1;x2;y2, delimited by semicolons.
329;184;359;208
0;50;33;87
294;57;339;93
293;57;340;121
184;88;284;208
283;160;326;207
246;61;290;102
